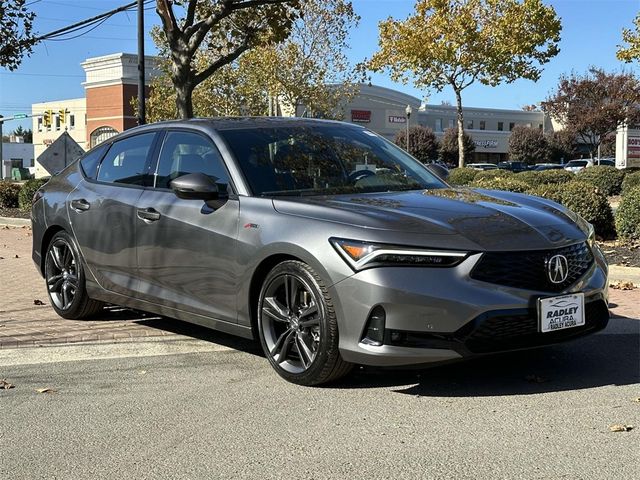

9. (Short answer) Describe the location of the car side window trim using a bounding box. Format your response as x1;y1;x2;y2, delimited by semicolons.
149;128;236;195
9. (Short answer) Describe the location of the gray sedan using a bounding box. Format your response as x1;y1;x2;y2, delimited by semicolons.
31;118;609;385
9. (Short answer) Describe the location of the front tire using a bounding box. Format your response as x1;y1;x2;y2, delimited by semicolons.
44;231;104;319
257;260;352;386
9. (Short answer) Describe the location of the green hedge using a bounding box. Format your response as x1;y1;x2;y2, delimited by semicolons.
473;169;514;181
526;183;564;203
18;178;49;211
470;177;530;193
515;169;573;187
0;181;22;208
448;168;478;185
615;186;640;241
576;165;624;196
621;171;640;195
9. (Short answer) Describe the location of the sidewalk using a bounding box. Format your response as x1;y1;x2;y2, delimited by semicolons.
1;225;638;350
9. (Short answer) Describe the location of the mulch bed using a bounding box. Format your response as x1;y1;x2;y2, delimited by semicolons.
0;207;30;219
598;241;640;268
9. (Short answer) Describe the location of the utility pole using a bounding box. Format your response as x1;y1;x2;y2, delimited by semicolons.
137;0;146;125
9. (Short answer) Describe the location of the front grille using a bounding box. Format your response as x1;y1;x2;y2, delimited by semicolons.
461;300;609;354
470;242;594;292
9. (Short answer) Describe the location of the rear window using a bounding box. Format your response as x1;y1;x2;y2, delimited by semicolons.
79;144;109;180
567;160;587;167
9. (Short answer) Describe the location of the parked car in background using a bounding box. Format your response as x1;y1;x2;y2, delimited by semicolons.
31;118;609;386
595;159;615;167
533;163;564;171
467;163;498;170
497;161;528;173
564;159;593;173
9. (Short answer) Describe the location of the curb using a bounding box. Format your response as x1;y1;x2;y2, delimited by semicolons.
0;216;30;227
609;265;640;286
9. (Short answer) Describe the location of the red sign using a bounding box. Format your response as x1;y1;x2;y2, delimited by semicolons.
351;110;371;123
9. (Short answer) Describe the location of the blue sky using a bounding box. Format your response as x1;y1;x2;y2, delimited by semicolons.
1;0;638;133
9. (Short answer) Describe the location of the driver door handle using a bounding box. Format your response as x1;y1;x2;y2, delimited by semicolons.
70;199;90;212
137;207;161;223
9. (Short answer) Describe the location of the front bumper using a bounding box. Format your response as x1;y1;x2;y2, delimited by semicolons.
330;247;609;367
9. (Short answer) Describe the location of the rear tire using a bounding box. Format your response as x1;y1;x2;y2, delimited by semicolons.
257;260;352;386
44;231;104;319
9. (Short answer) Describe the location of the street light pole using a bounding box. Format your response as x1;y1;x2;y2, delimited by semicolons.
405;104;412;155
137;0;146;125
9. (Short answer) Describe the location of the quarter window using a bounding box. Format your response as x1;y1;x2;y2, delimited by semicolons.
80;143;109;180
155;131;230;192
97;133;155;185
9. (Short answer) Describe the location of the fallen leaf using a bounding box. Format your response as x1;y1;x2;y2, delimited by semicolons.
1;379;15;390
138;370;147;375
633;398;640;403
33;299;45;306
609;424;634;432
35;388;57;394
14;254;19;258
610;280;637;290
525;374;548;384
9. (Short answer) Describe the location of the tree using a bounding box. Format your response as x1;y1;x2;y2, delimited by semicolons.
543;68;640;158
155;0;300;119
439;127;475;165
395;125;439;163
617;12;640;63
546;129;576;164
367;0;561;168
12;126;32;143
244;0;360;119
0;0;36;70
148;0;357;120
508;125;548;164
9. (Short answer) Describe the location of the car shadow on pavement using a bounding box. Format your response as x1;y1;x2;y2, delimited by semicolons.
335;318;640;396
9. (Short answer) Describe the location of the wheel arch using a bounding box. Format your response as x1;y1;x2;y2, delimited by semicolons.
39;225;66;274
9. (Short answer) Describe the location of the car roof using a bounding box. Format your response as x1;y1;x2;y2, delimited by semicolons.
124;117;356;133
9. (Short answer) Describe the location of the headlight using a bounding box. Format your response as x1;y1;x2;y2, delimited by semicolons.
330;238;468;271
586;222;595;248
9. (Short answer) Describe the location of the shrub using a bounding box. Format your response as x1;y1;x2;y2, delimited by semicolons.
18;178;49;211
576;165;624;196
526;183;564;203
395;125;439;163
439;128;475;165
527;181;615;238
0;181;21;208
473;169;514;181
448;167;477;185
559;181;615;239
615;186;640;241
470;177;530;193
509;125;549;164
622;171;640;194
514;170;540;186
535;169;574;185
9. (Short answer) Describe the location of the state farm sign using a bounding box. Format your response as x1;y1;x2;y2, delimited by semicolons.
351;110;371;123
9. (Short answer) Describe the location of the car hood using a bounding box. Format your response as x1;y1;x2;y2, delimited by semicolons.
272;188;589;251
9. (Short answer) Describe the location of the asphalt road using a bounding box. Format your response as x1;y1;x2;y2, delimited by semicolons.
1;316;639;480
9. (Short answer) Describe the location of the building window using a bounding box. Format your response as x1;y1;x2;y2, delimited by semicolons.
538;123;543;130
479;120;486;131
69;114;75;129
435;118;442;132
37;117;43;132
509;122;515;131
90;126;119;148
498;122;504;131
55;115;61;131
467;120;474;129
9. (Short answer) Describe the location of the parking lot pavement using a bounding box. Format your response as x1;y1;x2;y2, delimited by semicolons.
1;225;639;350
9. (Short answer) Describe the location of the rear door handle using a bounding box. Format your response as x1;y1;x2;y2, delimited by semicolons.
70;199;90;212
137;208;161;223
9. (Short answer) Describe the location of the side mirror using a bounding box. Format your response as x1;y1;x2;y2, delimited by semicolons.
170;172;220;201
425;163;449;181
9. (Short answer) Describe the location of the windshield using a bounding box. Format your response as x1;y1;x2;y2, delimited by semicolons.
218;124;447;196
567;160;587;167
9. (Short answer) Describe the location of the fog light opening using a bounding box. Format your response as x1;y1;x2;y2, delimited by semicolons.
361;306;386;346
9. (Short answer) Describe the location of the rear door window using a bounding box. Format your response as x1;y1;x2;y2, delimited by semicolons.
97;133;156;185
79;143;109;180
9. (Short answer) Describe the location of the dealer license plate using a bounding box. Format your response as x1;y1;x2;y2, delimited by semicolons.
538;293;585;333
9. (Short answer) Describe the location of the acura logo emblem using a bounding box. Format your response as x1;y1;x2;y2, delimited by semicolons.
547;254;569;284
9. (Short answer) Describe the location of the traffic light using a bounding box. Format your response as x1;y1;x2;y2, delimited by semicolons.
58;109;67;124
43;110;53;128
